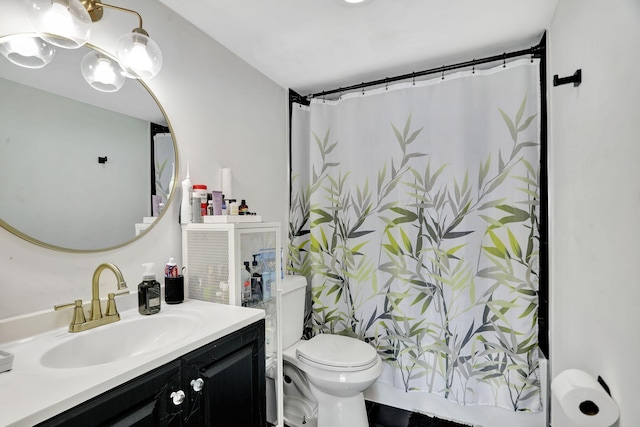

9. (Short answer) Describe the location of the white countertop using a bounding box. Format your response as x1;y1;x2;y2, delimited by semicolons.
0;298;264;427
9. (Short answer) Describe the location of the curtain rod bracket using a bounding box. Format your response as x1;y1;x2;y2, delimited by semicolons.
553;69;582;87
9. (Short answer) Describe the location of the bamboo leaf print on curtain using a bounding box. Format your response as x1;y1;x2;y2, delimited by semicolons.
289;59;541;411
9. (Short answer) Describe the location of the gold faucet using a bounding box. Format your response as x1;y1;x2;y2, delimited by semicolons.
55;263;129;333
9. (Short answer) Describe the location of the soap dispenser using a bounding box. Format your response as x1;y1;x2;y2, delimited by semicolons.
139;263;161;315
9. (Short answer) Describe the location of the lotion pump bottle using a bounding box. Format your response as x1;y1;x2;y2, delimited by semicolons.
180;162;193;224
139;263;161;315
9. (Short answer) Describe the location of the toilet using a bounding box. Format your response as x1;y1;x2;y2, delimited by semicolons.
279;276;383;427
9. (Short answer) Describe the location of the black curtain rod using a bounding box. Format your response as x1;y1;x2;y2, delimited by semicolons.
308;41;545;100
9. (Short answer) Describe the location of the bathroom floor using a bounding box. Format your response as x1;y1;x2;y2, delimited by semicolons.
281;401;471;427
366;401;472;427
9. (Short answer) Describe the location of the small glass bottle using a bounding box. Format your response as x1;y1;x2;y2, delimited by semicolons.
239;199;249;215
221;195;227;215
139;263;161;315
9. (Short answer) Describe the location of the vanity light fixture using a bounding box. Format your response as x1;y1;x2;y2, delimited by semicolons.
338;0;373;7
81;0;163;79
10;0;163;91
0;34;56;68
27;0;92;49
80;50;125;92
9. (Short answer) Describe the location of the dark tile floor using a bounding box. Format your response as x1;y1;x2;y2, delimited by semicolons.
366;401;472;427
283;401;471;427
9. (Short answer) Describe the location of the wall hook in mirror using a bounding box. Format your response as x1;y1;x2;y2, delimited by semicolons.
98;156;108;164
553;69;582;87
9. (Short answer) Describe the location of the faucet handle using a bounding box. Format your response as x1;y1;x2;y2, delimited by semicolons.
54;300;87;327
105;293;122;317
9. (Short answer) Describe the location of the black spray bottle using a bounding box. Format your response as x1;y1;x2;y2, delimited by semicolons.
250;254;263;302
139;263;161;315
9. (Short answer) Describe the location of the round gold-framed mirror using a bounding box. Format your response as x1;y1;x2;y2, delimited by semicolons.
0;33;177;252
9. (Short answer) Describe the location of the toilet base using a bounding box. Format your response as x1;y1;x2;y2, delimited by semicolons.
283;395;318;427
310;383;368;427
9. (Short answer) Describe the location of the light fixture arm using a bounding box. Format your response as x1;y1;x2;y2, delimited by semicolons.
77;0;163;79
81;0;145;32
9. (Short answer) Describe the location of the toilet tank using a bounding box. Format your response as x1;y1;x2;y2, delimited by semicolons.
278;275;307;349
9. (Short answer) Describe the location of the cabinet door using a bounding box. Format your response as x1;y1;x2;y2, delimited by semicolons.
182;321;265;427
37;361;183;427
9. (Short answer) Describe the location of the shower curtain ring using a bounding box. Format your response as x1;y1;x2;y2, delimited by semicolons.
472;60;476;74
441;66;445;80
503;53;506;68
412;72;415;85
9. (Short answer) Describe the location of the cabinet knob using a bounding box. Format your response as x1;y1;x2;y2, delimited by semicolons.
170;390;185;406
190;378;205;392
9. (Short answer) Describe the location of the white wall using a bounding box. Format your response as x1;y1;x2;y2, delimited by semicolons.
0;0;288;319
549;1;640;426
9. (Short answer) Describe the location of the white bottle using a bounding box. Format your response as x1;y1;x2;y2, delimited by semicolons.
229;200;239;215
180;162;192;224
265;317;275;355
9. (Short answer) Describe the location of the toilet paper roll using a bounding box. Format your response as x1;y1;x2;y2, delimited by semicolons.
221;168;232;198
551;369;619;427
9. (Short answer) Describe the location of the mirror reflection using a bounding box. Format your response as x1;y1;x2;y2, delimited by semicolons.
0;35;176;252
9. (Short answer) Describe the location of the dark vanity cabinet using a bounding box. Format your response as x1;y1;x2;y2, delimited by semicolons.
37;361;183;427
38;320;265;427
182;320;266;426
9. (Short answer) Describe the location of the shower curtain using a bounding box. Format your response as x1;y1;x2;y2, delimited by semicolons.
153;132;175;204
289;59;541;411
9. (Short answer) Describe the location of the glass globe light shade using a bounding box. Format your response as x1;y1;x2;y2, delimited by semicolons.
0;35;56;68
26;0;92;49
81;50;125;92
116;30;162;79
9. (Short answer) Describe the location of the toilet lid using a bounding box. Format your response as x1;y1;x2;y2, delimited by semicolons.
296;334;378;371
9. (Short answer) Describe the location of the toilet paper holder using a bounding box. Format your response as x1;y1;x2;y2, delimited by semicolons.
597;376;611;397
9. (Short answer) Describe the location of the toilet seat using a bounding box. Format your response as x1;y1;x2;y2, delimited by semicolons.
296;334;378;372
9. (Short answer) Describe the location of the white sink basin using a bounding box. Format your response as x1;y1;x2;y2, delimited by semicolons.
40;314;198;369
